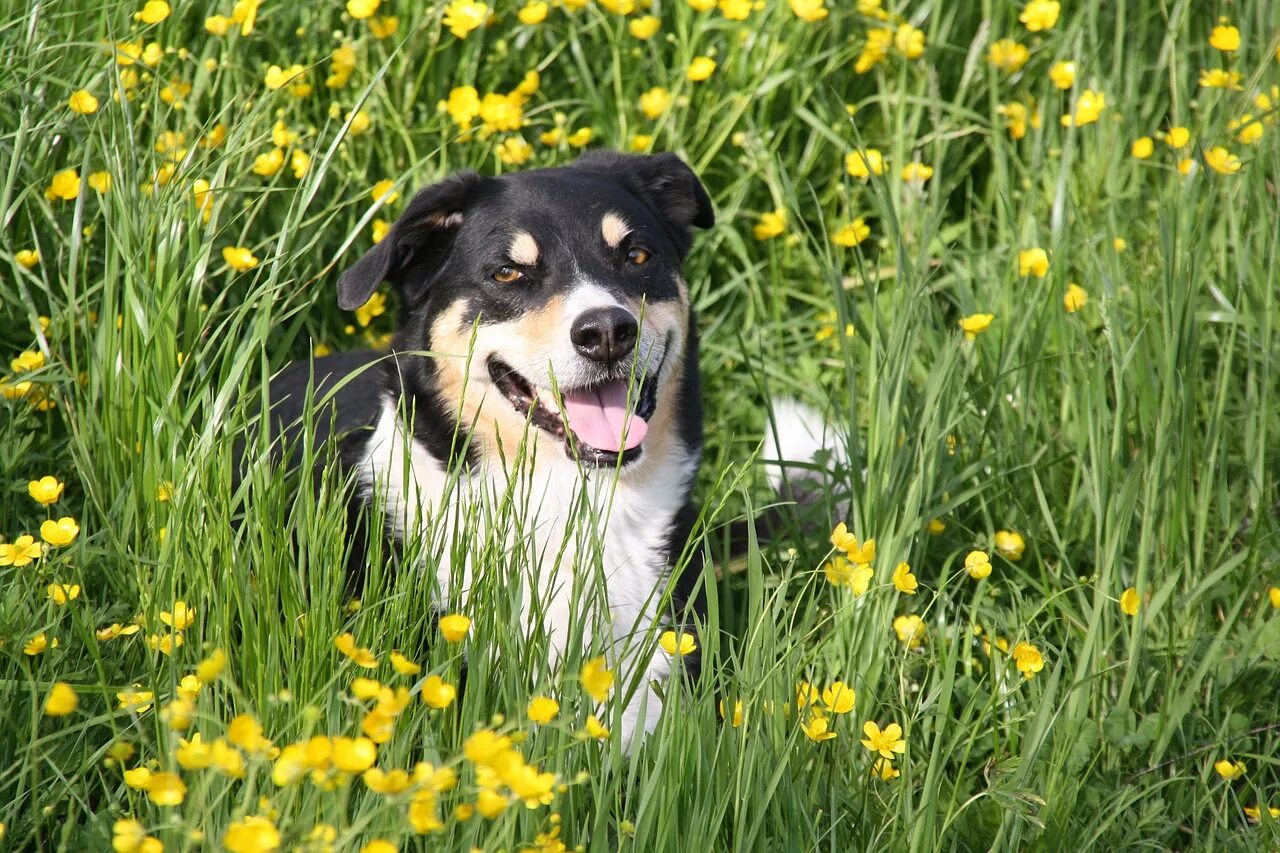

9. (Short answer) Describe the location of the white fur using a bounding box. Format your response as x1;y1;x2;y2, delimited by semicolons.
762;398;848;493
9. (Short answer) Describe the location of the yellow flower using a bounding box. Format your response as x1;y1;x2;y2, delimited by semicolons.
355;291;386;327
1011;642;1044;678
687;56;717;82
824;556;874;595
222;246;259;272
290;149;311;179
1163;126;1191;148
1229;115;1264;145
113;819;147;852
891;562;918;594
1214;758;1246;781
788;0;827;22
580;656;614;701
370;179;399;204
1244;804;1280;823
1048;60;1075;89
1209;24;1240;52
1270;587;1280;609
359;841;396;853
752;208;786;241
659;630;697;655
988;39;1030;73
833;218;870;247
872;758;900;780
24;632;56;655
369;15;399;37
1204;146;1242;175
160;600;196;630
44;682;78;716
583;714;611;739
68;89;99;114
801;712;837;742
855;28;893;74
135;0;170;24
196;648;227;682
1127;136;1154;160
497;136;533;166
900;162;933;182
223;816;281;853
371;219;390;243
16;249;39;268
993;530;1025;560
147;771;186;806
263;64;305;91
205;15;231;34
629;15;660;38
12;350;44;372
1177;158;1196;177
1120;587;1140;616
478;92;524;134
28;476;64;505
687;0;715;10
330;736;378;773
438;613;470;642
389;651;420;676
45;168;81;201
46;583;81;605
926;518;946;535
860;721;906;759
40;516;79;547
719;0;750;20
1019;0;1059;32
1113;237;1126;252
1061;89;1106;127
440;86;481;129
518;2;548;24
638;87;673;120
421;675;457;709
566;127;593;148
347;0;379;19
821;681;855;714
1063;283;1088;313
958;313;994;340
362;767;412;795
251;147;285;177
227;714;272;755
845;149;885;179
335;632;378;667
1018;247;1050;277
123;767;152;789
443;0;489;39
1199;69;1243;90
893;614;926;649
527;696;559;723
894;24;925;59
118;688;154;713
963;550;992;580
720;698;745;727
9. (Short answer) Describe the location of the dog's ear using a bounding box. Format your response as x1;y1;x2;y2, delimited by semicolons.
572;151;714;247
337;172;486;311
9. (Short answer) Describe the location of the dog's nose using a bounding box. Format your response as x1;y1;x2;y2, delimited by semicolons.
570;307;639;365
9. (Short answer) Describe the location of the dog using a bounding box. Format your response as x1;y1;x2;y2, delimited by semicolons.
250;151;714;747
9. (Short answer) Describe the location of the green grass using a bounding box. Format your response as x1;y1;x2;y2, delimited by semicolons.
3;0;1280;849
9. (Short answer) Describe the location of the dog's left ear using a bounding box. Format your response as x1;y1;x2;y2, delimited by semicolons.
572;151;714;249
337;172;487;311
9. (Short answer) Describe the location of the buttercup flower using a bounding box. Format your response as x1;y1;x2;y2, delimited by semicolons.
264;64;305;91
135;1;170;24
1214;759;1246;781
845;149;885;179
45;169;81;201
964;550;992;579
443;1;489;39
16;249;39;268
1209;24;1240;52
68;89;99;114
438;613;470;642
1061;89;1106;127
146;771;186;806
1131;137;1154;158
900;162;933;182
1120;587;1140;616
1204;146;1242;175
44;682;78;716
752;209;786;241
1049;60;1076;89
41;517;79;547
28;476;64;505
892;562;918;594
527;696;559;723
583;715;610;739
659;630;697;655
160;600;196;630
1019;0;1059;31
390;651;420;675
224;816;281;853
1019;247;1050;277
687;56;717;82
994;530;1025;560
47;583;81;604
833;218;870;246
872;758;900;780
638;87;673;120
222;246;259;272
1199;69;1243;90
893;614;926;649
518;2;548;25
801;712;837;742
347;0;379;18
860;721;906;759
822;681;855;713
1063;283;1088;312
370;179;399;204
824;555;874;595
421;675;457;709
988;39;1030;73
789;0;827;21
959;313;994;340
369;15;399;37
580;656;614;701
1011;642;1044;678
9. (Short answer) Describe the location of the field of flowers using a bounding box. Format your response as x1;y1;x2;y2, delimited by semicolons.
3;0;1280;849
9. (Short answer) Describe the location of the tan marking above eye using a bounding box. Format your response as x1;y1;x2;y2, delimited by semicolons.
509;231;539;266
493;266;523;283
601;212;632;249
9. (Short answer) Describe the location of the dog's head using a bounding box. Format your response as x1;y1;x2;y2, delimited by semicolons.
337;152;714;469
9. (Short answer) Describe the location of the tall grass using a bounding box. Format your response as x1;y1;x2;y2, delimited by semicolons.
2;0;1279;849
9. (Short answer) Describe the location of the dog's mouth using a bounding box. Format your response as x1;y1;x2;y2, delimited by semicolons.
487;357;660;466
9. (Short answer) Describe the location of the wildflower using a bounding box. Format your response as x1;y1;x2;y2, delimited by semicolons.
993;531;1025;561
1214;759;1246;781
443;0;489;39
687;0;715;9
205;15;231;34
1199;69;1243;90
1120;587;1139;616
371;219;390;243
390;651;420;676
900;162;933;182
998;101;1041;140
223;816;281;853
1270;587;1280;609
720;699;745;726
96;623;140;641
845;149;885;179
478;92;525;134
752;209;786;241
659;630;697;656
68;89;99;114
629;15;660;38
354;291;386;328
264;64;305;91
860;721;906;759
135;1;170;24
360;841;396;853
1244;804;1280;823
801;712;837;742
40;516;79;547
988;39;1030;73
123;767;152;788
16;249;38;268
638;87;673;120
196;648;227;682
438;613;471;642
1163;126;1191;148
369;15;399;37
290;150;311;179
45;169;81;201
362;767;411;795
926;518;946;535
824;556;874;595
46;583;81;604
222;244;259;270
252;148;285;177
583;714;610;739
147;772;187;806
1018;247;1050;277
1011;642;1044;678
687;56;717;82
1230;115;1264;145
872;758;900;780
347;0;379;18
1204;146;1242;175
830;522;859;554
228;714;272;755
1019;0;1059;32
113;819;148;853
370;179;400;204
789;0;827;21
718;0;749;19
958;313;994;340
964;550;992;579
476;787;510;818
822;681;855;713
893;614;926;649
1209;24;1240;52
12;350;43;372
580;656;614;701
24;632;55;655
44;682;78;716
566;127;593;148
518;2;548;25
147;632;183;655
330;736;378;773
160;600;196;630
335;632;378;667
440;86;481;129
892;562;918;594
833;219;870;246
895;24;925;59
1061;89;1106;127
421;675;457;709
118;688;154;713
527;696;560;723
1113;238;1126;252
1049;60;1075;89
1131;137;1154;158
1177;158;1196;177
1063;283;1088;312
497;136;533;166
28;476;64;505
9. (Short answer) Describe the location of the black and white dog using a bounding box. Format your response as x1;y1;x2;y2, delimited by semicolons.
255;152;714;746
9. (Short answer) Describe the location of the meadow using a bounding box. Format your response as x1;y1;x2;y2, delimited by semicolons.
3;0;1280;849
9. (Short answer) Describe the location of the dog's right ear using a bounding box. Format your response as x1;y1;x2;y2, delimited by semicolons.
337;172;486;311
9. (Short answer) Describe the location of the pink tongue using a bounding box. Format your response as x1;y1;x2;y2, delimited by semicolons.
561;380;648;453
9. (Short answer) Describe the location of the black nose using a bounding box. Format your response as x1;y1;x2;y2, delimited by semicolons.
570;307;639;365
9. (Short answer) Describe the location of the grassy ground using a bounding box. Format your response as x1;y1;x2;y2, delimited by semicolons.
3;0;1280;849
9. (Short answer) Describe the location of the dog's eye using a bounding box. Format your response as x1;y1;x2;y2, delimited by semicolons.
627;247;651;266
493;266;524;283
